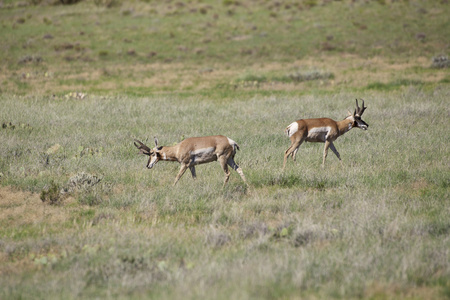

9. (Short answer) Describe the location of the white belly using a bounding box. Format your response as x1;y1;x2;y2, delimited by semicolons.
190;147;217;165
306;126;330;142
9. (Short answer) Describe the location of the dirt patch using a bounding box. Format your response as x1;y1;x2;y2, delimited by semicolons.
364;281;442;300
0;186;74;227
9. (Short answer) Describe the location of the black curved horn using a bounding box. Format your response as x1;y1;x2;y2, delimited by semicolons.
134;139;151;155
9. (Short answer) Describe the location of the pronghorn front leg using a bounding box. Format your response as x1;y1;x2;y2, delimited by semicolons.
218;156;231;187
328;142;343;166
173;164;189;185
322;140;331;167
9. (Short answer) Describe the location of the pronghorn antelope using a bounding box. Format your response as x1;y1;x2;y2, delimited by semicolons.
283;99;368;169
134;135;247;186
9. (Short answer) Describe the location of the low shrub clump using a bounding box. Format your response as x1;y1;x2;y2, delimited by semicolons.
62;172;102;194
40;180;61;205
431;55;450;69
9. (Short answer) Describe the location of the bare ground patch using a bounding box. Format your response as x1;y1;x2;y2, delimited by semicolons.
364;281;443;300
0;186;74;227
0;186;71;276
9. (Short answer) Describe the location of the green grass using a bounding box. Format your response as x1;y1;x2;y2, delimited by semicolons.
1;88;449;299
1;0;448;94
0;0;449;299
365;79;425;91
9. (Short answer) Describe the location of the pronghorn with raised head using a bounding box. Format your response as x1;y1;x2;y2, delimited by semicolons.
134;135;247;186
283;99;368;169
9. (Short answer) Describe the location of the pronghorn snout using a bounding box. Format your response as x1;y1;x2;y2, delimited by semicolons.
355;119;368;131
147;155;159;169
147;160;157;169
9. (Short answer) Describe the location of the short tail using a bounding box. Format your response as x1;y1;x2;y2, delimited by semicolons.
285;121;299;137
227;137;240;152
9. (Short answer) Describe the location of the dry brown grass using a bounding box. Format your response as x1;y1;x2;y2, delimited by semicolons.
0;187;67;276
3;55;445;95
364;281;442;300
0;186;72;227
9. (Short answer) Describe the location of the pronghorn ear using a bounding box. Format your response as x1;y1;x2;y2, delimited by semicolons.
154;137;163;150
347;110;352;116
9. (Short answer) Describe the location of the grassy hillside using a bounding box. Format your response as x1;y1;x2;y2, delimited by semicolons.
1;0;449;94
0;0;449;299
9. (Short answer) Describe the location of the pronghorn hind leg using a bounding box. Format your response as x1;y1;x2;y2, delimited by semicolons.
173;164;188;185
283;144;296;170
227;157;247;184
189;166;197;179
283;148;292;170
292;147;299;161
283;138;304;170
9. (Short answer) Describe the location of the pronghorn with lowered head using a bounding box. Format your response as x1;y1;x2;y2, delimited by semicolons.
134;135;247;186
283;99;368;169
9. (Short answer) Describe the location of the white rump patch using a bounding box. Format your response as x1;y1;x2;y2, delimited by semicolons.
227;137;239;152
286;122;299;137
227;137;236;146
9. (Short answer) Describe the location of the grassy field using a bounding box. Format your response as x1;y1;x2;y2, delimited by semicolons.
1;0;449;299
